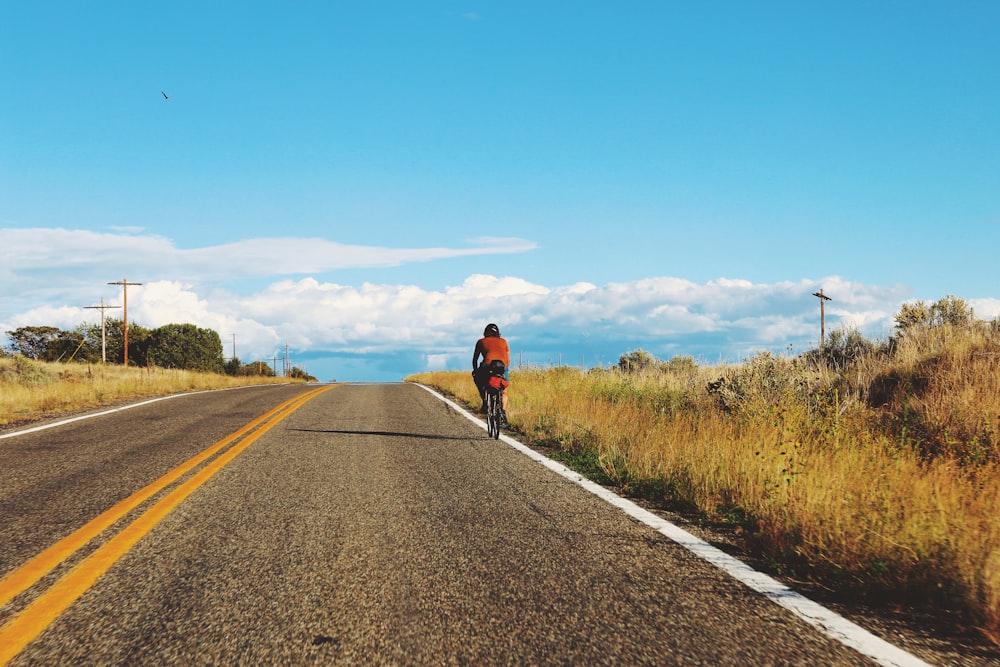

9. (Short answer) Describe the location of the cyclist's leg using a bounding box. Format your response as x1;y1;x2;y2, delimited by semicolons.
499;388;509;427
473;366;487;410
501;368;510;412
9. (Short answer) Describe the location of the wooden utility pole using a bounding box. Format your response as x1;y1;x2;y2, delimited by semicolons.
84;297;121;363
812;289;832;348
107;278;143;366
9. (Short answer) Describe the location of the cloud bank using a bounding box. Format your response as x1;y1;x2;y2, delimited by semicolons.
3;273;912;380
4;227;966;380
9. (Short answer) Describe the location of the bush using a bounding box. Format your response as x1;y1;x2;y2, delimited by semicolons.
618;349;698;376
618;349;659;373
664;355;698;375
707;351;807;418
0;355;56;387
806;327;881;370
895;295;974;334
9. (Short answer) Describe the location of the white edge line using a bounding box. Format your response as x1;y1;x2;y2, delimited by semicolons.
0;384;283;441
417;383;933;667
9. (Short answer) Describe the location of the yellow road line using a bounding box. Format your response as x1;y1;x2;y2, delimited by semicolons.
0;384;333;666
0;387;320;610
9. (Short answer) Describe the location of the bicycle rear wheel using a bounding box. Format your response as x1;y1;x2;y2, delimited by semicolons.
486;390;501;439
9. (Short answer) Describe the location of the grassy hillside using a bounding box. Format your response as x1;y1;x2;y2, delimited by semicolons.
0;356;298;428
409;322;1000;644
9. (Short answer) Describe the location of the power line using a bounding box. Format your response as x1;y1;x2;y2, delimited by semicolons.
812;289;832;348
83;297;121;363
107;278;143;366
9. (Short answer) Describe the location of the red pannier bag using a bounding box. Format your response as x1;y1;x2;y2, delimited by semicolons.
488;376;509;390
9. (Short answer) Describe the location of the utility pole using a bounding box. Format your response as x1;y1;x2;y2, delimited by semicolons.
232;333;237;362
84;297;121;363
812;289;832;348
107;278;143;366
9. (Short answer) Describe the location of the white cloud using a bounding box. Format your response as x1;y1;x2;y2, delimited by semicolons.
1;272;915;380
5;305;89;331
971;298;1000;320
0;226;920;378
0;228;538;283
425;354;450;370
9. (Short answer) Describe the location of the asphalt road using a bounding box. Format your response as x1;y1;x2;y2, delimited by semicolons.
0;382;917;665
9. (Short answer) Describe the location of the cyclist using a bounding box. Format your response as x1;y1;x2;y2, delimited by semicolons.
472;323;510;423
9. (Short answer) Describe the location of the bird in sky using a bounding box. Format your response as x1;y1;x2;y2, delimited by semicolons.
161;91;170;100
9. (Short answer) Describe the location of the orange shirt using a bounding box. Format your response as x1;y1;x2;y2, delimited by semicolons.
473;336;510;369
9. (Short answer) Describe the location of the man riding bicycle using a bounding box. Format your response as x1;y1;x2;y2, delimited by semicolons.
472;323;509;425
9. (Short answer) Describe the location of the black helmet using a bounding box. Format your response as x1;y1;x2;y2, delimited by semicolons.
484;323;500;337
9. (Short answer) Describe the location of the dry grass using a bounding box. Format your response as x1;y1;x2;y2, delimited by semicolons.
0;357;298;428
409;325;1000;643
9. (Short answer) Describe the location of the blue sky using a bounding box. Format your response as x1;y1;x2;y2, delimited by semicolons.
2;2;998;381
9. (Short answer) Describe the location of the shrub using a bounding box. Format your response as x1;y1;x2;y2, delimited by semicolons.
806;327;881;371
895;294;974;334
618;349;659;373
0;355;56;387
707;351;807;418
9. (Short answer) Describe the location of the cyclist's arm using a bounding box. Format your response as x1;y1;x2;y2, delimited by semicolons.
472;341;483;371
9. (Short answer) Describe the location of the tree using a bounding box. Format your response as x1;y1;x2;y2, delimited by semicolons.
5;325;105;363
224;356;243;376
92;318;153;366
74;322;111;363
127;323;153;367
5;326;63;359
289;366;317;382
5;320;229;369
46;329;88;362
241;360;275;377
147;324;224;373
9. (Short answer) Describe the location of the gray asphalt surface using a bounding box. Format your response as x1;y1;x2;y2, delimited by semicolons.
0;384;317;577
2;383;883;665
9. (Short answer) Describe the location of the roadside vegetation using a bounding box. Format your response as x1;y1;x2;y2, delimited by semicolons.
408;295;1000;644
0;356;300;428
1;318;316;428
5;319;316;380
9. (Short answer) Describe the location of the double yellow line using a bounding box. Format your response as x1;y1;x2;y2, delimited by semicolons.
0;384;333;665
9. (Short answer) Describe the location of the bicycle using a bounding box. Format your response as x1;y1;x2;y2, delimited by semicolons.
478;361;509;440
